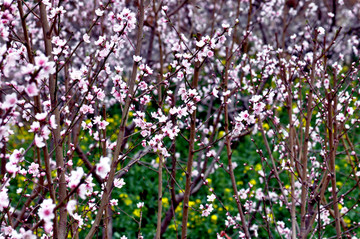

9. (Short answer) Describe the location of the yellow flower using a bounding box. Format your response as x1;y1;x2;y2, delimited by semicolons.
263;123;269;130
249;179;256;186
243;166;250;173
211;214;218;223
133;209;140;217
175;203;182;213
124;198;132;206
236;181;244;185
344;217;351;227
254;163;262;171
162;197;169;205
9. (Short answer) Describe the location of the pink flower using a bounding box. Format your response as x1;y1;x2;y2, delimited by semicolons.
21;63;35;74
67;200;76;217
77;184;88;200
80;104;94;115
41;125;51;140
35;134;45;148
96;156;111;179
96;90;105;101
336;113;346;122
1;93;17;110
35;112;47;121
98;120;109;130
200;204;213;217
114;178;125;189
28;163;40;176
49;115;58;129
68;167;84;189
42;61;56;76
44;222;53;234
35;54;48;67
29;121;41;133
25;83;39;97
1;226;12;236
6;161;19;174
110;199;118;206
0;189;9;211
38;199;56;222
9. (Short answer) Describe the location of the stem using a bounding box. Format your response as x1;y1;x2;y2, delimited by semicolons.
287;83;297;239
327;85;341;238
180;60;200;239
85;1;145;238
299;33;318;239
224;52;250;238
156;154;164;239
38;2;67;238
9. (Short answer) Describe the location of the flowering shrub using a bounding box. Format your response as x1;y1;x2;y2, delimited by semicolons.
1;0;360;238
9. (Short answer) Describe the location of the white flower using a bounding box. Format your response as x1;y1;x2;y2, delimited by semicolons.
70;70;83;80
212;88;219;98
137;202;144;208
83;33;90;43
207;194;216;202
318;27;325;36
133;55;142;63
95;9;104;16
222;23;230;29
196;40;205;48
